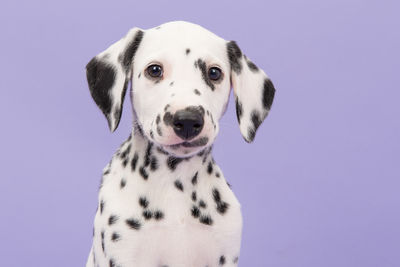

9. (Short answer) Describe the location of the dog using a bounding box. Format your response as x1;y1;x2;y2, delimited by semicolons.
85;21;275;267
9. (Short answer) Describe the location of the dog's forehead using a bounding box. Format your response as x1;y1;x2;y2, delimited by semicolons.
139;21;227;57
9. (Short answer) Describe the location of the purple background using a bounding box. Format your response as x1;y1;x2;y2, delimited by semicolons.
1;0;399;266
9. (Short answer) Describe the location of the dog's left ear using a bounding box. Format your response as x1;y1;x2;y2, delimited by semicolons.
86;27;144;132
227;41;276;143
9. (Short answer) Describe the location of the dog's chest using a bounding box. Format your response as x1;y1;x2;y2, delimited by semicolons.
90;144;242;267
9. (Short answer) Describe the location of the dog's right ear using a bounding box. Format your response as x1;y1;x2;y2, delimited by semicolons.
86;28;144;132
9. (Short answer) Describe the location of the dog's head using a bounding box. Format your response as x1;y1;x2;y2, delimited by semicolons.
86;21;275;157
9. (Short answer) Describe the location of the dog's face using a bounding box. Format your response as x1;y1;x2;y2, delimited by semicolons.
86;21;275;157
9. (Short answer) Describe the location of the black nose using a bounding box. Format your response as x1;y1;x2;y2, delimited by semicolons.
172;108;204;140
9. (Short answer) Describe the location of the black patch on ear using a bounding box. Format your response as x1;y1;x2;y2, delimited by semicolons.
235;97;243;123
244;55;259;72
247;110;262;142
195;59;215;90
121;30;144;72
227;41;243;74
262;78;275;110
86;58;115;121
186;48;190;55
251;110;262;131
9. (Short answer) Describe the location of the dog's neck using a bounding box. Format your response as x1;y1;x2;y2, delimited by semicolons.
116;126;214;179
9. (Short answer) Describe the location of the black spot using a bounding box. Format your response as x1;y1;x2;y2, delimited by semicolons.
186;48;190;55
101;231;105;252
167;157;183;171
121;30;144;71
120;178;126;188
199;200;207;208
157;126;163;136
233;256;239;263
139;197;149;208
212;188;229;214
109;258;115;267
207;161;213;174
149;130;154;139
191;205;200;218
163;112;174;126
120;144;131;159
199;215;213;225
195;59;215;90
215;172;220;178
191;172;198;185
139;167;149;180
144;142;153;167
111;232;120;242
192;191;197;201
156;114;161;124
100;199;105;214
103;169;110;175
154;210;164;220
262;78;275;110
122;158;129;167
135;123;144;136
217;201;229;214
126;218;141;230
142;210;153;220
86;58;116;128
235;97;243;123
219;255;226;265
194;89;201;95
131;152;139;171
164;104;170;111
244;55;259;72
227;41;243;74
108;215;119;225
174;180;184;191
212;188;221;202
150;156;158;171
138;72;141;78
169;81;174;86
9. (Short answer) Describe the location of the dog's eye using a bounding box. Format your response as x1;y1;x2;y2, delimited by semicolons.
146;64;163;78
208;67;222;81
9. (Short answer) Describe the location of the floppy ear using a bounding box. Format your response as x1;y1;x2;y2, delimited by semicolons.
86;28;144;132
227;41;276;143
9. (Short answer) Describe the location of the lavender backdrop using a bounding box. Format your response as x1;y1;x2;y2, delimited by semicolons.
1;0;399;266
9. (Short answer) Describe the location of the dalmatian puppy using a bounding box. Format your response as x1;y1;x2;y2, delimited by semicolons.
85;21;275;267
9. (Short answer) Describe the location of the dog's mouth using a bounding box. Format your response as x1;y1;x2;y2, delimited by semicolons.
165;136;209;149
